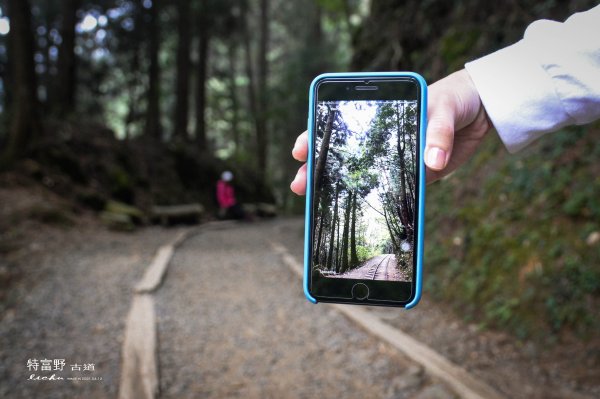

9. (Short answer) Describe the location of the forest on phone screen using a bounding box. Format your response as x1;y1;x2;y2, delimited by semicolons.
313;100;417;282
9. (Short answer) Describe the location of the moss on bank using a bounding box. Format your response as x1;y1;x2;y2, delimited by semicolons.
425;125;600;339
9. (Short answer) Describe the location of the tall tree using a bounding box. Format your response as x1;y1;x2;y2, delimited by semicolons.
144;0;161;140
396;102;412;237
327;183;340;271
255;0;269;174
336;209;342;268
124;45;142;140
56;0;78;115
241;0;258;154
1;0;41;166
340;191;352;273
173;0;191;140
314;207;325;266
195;4;210;149
314;105;337;192
0;20;11;111
350;191;359;266
227;43;239;155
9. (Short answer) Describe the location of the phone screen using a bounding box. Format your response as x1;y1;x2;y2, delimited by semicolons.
310;78;421;304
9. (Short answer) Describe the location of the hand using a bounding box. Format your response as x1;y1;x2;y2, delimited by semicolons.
290;131;308;195
290;69;492;195
424;68;491;182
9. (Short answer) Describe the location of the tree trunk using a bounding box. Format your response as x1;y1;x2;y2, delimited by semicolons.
174;0;191;140
144;0;161;140
396;102;411;233
327;184;339;271
383;208;399;253
340;191;352;273
336;210;341;270
307;1;325;76
195;10;209;149
56;0;78;115
314;106;336;191
315;212;325;266
0;58;8;113
124;46;141;140
312;106;337;223
350;191;359;266
227;43;240;156
2;0;41;166
405;104;416;228
242;0;258;153
1;14;12;109
255;0;269;175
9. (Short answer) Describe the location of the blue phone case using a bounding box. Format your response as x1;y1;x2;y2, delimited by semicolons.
303;72;427;309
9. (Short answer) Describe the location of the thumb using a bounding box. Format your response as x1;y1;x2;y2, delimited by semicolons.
424;95;456;172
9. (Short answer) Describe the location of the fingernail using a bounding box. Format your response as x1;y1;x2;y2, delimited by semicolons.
426;147;447;170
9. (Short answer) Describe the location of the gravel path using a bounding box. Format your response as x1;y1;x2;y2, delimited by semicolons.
272;218;600;399
3;216;596;398
0;224;188;399
155;219;457;399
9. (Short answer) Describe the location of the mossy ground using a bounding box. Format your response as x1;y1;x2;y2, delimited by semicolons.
425;124;600;339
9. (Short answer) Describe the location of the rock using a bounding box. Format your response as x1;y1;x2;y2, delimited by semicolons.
104;200;145;224
385;365;425;398
242;203;257;214
412;383;457;399
100;211;134;231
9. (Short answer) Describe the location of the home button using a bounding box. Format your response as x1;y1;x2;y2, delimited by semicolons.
351;283;369;300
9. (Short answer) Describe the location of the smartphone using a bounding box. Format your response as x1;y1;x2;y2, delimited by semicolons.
304;72;427;308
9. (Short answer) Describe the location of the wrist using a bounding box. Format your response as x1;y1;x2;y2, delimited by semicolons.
456;69;492;137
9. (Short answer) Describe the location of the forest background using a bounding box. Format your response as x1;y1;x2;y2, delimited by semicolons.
1;0;599;342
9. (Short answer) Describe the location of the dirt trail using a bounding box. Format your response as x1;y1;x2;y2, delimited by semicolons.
3;217;595;399
154;220;456;399
0;223;187;399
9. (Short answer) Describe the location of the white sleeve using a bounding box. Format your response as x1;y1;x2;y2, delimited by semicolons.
464;5;600;153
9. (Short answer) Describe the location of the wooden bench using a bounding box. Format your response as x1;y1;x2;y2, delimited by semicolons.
151;203;205;225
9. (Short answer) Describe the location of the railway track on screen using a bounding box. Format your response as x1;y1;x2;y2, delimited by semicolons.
364;254;391;280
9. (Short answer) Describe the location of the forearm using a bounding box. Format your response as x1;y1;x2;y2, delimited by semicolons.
465;5;600;153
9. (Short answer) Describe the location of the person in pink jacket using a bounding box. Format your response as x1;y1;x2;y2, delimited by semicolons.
217;171;244;219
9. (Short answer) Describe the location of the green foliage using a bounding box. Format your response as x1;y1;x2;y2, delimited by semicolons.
425;126;600;339
105;199;144;221
440;28;480;71
356;244;374;262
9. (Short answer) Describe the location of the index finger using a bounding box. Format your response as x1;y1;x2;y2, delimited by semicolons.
292;131;308;162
